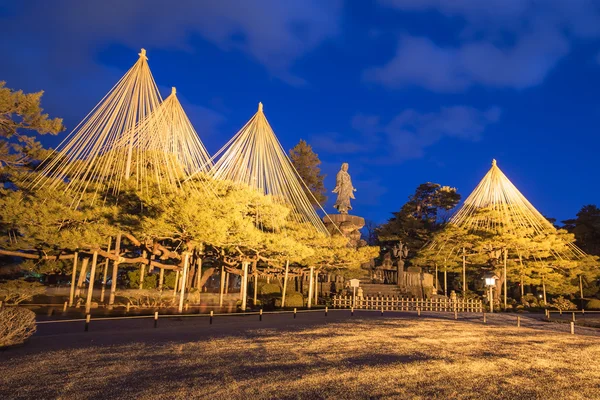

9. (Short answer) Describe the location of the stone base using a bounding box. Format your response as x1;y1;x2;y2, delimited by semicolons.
323;214;365;247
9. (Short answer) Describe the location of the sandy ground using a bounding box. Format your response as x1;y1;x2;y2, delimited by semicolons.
1;311;599;399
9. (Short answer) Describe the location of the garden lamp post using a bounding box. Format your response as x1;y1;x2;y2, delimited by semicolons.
484;273;499;313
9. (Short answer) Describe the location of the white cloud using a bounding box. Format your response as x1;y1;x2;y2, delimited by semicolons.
367;0;600;92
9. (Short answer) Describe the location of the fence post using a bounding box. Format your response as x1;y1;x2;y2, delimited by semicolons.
417;307;421;317
381;306;384;316
84;314;90;332
210;310;213;324
483;311;486;323
517;316;520;328
259;309;263;321
154;311;158;328
126;303;130;313
63;301;68;313
572;312;576;322
351;306;354;316
325;306;328;317
570;321;575;335
454;309;458;320
294;308;297;319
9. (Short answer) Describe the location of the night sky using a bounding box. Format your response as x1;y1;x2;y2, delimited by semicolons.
1;1;599;225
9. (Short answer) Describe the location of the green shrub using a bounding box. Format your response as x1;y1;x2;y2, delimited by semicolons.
127;270;158;289
275;291;304;307
521;293;540;307
260;283;281;295
0;279;46;304
0;307;36;348
551;296;577;311
163;271;177;289
119;289;176;308
586;299;600;310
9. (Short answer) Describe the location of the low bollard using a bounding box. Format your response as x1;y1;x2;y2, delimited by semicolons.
381;306;384;316
517;316;521;328
417;308;421;317
454;310;458;320
84;314;91;332
351;307;354;317
293;308;297;319
325;306;328;317
259;309;263;321
63;302;68;312
154;311;158;328
210;310;213;324
483;312;487;323
126;303;130;313
571;321;575;335
582;309;585;315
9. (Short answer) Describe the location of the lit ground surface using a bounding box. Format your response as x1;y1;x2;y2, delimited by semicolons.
1;311;600;399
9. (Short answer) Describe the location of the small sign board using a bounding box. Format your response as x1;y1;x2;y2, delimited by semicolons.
349;279;360;288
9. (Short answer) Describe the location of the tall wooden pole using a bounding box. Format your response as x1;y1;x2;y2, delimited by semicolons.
434;264;438;293
178;253;189;313
139;250;147;290
225;272;229;294
158;268;164;292
241;262;249;311
100;237;112;302
173;270;179;297
314;271;318;306
253;273;258;306
580;275;584;299
69;252;79;307
219;265;225;307
281;260;289;307
75;257;89;298
307;267;314;309
462;247;467;295
542;274;547;305
85;251;98;314
108;233;122;308
518;253;524;297
503;248;508;310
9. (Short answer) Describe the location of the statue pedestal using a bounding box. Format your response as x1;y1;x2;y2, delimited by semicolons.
323;214;365;247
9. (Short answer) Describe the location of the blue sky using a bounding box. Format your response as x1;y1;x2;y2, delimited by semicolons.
1;0;599;225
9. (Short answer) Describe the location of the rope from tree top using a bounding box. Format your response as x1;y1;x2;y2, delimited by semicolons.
430;159;586;260
209;102;331;236
29;49;213;206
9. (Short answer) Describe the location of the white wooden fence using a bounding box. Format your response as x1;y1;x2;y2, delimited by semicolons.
332;295;483;313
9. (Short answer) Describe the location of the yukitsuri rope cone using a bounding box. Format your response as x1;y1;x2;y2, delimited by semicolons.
210;102;331;235
30;49;212;207
431;159;586;260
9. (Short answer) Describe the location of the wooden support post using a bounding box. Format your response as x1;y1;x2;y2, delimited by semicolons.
158;268;164;292
108;233;122;309
75;257;89;298
253;273;258;306
517;316;521;327
454;309;458;320
542;274;547;305
196;257;203;290
314;271;318;306
572;312;576;322
225;272;229;294
571;321;575;335
293;308;297;318
241;262;249;311
178;253;190;313
85;251;98;314
69;252;78;307
503;248;508;310
483;312;487;323
100;237;112;302
281;260;289;308
259;308;263;321
325;306;328;317
444;266;448;297
462;247;467;295
139;250;147;290
307;267;314;309
63;301;68;312
154;312;158;328
219;265;225;307
434;264;438;293
84;314;90;332
210;310;213;324
173;270;179;297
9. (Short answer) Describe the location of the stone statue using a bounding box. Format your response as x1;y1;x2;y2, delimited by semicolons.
332;162;356;214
